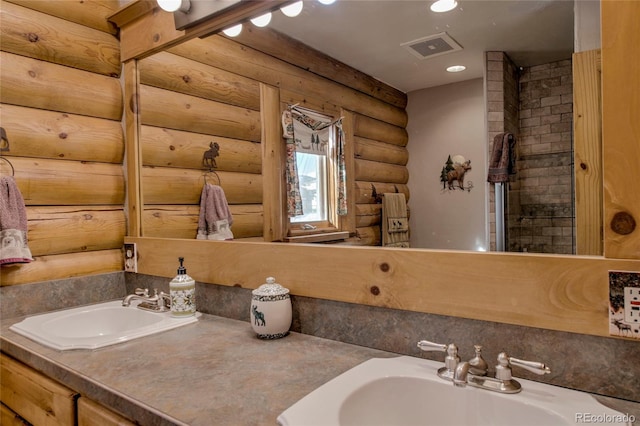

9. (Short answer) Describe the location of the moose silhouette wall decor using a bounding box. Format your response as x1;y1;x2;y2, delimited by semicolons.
203;141;220;171
440;155;473;192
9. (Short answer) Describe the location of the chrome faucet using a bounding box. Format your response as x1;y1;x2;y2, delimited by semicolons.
418;339;550;394
454;351;551;394
122;288;170;312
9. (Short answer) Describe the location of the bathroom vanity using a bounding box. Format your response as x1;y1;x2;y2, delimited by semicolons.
1;311;392;425
2;309;639;426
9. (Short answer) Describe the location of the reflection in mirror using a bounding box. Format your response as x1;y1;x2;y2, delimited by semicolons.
136;0;600;255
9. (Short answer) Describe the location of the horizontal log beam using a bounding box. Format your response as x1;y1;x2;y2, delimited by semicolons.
140;84;261;142
169;36;407;128
0;104;124;163
230;26;407;109
356;204;382;228
142;205;263;239
8;157;125;206
354;136;408;166
27;206;125;256
354;181;410;204
355;159;409;184
1;1;120;77
141;125;261;174
1;51;122;121
0;249;123;287
142;166;262;205
140;51;261;111
7;0;120;34
354;113;408;147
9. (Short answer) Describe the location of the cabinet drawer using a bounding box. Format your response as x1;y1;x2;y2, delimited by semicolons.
1;402;30;426
0;353;78;426
78;397;136;426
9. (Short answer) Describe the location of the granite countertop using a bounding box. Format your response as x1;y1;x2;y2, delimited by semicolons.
2;311;639;426
1;312;393;425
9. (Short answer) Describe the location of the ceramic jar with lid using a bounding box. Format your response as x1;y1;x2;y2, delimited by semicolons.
250;277;292;339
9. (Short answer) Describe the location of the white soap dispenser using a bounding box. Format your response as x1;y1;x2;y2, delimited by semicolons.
170;257;196;317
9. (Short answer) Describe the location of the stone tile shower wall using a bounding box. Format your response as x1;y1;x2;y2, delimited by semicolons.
486;53;575;253
513;60;575;254
486;52;520;251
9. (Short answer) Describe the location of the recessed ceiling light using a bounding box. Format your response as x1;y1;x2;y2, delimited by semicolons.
430;0;457;13
318;0;336;5
446;65;466;73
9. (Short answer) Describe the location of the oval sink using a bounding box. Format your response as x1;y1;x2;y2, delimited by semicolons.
10;300;200;350
278;356;628;426
339;376;566;426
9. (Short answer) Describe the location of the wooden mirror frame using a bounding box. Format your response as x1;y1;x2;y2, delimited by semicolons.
112;0;639;338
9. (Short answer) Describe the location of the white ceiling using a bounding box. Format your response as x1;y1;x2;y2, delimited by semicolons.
268;0;575;93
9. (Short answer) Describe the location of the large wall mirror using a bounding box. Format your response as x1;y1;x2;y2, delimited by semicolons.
115;0;639;337
121;0;606;256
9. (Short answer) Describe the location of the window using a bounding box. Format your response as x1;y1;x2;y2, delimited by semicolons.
282;106;349;242
291;152;328;224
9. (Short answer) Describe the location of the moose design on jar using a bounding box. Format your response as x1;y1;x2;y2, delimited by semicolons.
250;277;292;339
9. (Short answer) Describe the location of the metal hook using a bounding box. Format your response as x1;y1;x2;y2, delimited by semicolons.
203;170;220;185
0;156;15;176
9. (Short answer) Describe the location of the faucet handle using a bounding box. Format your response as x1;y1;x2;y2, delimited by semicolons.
495;352;551;380
417;340;459;380
417;340;447;352
508;355;551;375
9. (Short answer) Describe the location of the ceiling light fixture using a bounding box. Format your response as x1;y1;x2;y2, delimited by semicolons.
318;0;336;5
446;65;466;73
430;0;457;13
157;0;190;13
250;11;272;27
281;1;304;17
223;23;243;37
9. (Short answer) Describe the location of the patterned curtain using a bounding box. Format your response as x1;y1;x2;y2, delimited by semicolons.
335;119;347;216
281;109;303;217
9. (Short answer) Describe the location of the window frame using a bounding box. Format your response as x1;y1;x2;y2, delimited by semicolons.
286;113;344;241
260;89;355;244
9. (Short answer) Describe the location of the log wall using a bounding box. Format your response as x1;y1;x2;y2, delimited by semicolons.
0;0;124;287
139;27;409;244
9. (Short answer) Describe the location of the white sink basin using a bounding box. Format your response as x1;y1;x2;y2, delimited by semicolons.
278;356;629;426
9;300;200;350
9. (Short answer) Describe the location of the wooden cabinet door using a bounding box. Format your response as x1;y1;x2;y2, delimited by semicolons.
0;353;77;426
77;397;135;426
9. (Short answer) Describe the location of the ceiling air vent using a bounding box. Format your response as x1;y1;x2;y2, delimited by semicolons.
401;32;463;59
